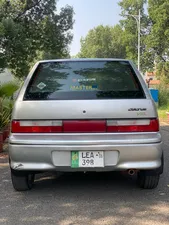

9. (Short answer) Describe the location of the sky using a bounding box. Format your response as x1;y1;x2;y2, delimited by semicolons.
57;0;122;56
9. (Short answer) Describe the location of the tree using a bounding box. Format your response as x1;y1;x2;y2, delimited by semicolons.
146;0;169;82
118;0;149;71
0;0;74;78
78;25;126;59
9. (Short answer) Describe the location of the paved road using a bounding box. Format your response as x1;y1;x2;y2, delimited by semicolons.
0;127;169;225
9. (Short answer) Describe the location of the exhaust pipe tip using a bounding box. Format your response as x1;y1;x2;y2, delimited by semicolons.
128;169;136;176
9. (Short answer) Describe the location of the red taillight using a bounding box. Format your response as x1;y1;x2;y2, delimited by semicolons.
11;121;63;133
107;119;159;132
11;119;159;133
63;120;106;133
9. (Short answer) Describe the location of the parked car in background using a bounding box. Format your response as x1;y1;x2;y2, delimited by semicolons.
9;59;163;191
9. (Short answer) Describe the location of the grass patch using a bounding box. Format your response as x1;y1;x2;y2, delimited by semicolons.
155;84;169;121
158;104;169;120
158;108;168;120
158;85;169;108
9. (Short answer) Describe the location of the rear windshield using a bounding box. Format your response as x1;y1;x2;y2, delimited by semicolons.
24;61;145;100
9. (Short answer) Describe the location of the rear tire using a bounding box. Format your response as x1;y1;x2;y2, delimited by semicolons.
137;153;163;189
11;169;34;191
137;172;160;189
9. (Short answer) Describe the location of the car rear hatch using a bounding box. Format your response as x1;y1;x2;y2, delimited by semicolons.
10;60;160;145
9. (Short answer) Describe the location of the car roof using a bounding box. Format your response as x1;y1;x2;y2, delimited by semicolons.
38;58;131;63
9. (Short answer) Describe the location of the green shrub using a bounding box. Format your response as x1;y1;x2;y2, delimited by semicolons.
158;85;169;108
0;82;19;98
0;81;20;131
0;97;13;131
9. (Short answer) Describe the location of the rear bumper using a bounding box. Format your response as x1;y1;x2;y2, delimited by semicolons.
9;142;162;172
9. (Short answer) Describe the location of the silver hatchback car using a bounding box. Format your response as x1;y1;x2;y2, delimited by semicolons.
9;59;163;191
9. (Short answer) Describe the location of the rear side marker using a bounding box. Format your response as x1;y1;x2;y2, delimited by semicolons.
11;119;159;133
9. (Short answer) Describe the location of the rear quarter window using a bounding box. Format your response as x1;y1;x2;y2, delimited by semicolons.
24;61;145;100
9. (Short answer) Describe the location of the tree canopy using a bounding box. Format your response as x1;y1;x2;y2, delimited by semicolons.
1;0;169;83
119;0;169;79
78;25;126;59
146;0;169;82
118;0;149;71
0;0;74;78
78;0;169;80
